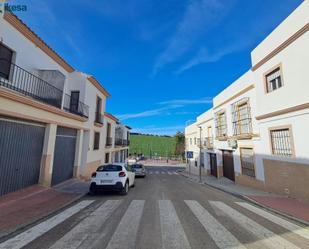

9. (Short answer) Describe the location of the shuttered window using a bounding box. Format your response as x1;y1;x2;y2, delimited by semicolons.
0;43;13;80
240;148;255;177
266;67;282;93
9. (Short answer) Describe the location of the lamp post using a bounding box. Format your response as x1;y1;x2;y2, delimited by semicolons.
198;126;202;183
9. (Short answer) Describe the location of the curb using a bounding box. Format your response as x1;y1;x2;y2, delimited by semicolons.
0;192;87;242
178;171;309;227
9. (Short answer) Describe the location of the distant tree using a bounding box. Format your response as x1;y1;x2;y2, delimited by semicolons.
174;131;185;157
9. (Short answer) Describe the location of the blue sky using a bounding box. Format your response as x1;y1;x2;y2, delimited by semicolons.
13;0;302;135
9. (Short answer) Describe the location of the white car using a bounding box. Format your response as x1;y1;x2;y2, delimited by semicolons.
89;163;135;195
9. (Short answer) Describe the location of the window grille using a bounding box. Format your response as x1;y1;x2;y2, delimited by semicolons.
215;111;227;137
270;128;293;156
94;132;100;150
266;67;282;92
240;148;255;177
231;98;252;136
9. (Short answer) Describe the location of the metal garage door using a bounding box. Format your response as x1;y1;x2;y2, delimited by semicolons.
51;127;77;186
0;118;45;196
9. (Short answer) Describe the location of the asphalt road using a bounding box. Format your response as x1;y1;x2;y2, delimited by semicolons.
1;166;309;249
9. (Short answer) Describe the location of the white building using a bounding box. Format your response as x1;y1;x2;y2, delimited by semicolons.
0;12;131;195
185;1;309;199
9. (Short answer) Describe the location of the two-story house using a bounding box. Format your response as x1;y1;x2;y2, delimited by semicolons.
185;1;309;199
0;12;131;195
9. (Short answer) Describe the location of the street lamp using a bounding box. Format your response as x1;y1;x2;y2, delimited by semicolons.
198;126;202;183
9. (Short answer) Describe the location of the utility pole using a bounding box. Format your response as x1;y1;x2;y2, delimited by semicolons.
198;126;202;183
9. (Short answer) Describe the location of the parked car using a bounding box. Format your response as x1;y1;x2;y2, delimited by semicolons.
89;163;135;195
131;164;146;177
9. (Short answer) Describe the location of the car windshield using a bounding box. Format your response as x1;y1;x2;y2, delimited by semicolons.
97;165;122;172
132;164;143;169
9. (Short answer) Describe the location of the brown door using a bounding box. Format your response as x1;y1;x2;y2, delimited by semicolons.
209;153;217;177
222;150;235;181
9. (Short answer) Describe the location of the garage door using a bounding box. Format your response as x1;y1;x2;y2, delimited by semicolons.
222;150;235;181
0;118;45;196
51;127;77;186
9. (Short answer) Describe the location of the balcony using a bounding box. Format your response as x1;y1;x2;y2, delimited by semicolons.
94;111;104;124
105;137;113;147
114;138;130;147
0;59;89;118
204;137;214;149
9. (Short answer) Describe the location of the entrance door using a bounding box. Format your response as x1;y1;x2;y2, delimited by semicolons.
70;91;80;114
0;118;45;196
52;127;77;186
209;153;217;177
222;150;235;181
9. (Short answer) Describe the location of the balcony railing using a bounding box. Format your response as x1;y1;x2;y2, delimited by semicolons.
94;111;104;124
204;137;214;149
106;137;113;147
0;59;89;118
63;94;89;118
114;138;130;147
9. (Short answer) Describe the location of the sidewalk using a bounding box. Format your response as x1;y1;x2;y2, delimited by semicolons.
0;179;89;240
179;171;309;224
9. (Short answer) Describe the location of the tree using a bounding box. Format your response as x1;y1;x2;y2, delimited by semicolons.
174;131;185;158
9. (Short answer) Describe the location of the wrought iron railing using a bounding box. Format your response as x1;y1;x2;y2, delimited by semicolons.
63;94;89;118
94;111;104;124
0;59;62;108
115;138;123;146
204;137;214;149
0;59;89;118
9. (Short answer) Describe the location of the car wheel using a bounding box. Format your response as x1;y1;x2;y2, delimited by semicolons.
89;183;97;196
121;181;129;195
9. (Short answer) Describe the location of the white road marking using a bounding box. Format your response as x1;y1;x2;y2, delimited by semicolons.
159;200;191;249
0;200;94;249
185;200;246;249
156;171;159;174
236;202;309;240
106;200;145;249
168;172;172;175
210;201;301;249
49;200;122;249
173;172;178;175
149;171;153;174
161;171;166;174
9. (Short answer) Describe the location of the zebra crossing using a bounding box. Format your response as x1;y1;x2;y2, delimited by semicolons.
1;199;308;249
148;170;179;175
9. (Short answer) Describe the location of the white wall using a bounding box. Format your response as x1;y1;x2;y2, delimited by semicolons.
0;17;69;78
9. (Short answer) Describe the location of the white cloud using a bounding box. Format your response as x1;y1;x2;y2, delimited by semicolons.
158;97;213;106
117;97;212;121
152;0;230;76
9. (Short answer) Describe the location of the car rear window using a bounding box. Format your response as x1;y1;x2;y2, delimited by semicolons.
132;164;143;169
97;165;123;172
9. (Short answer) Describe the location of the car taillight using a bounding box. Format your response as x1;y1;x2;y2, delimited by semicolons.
119;171;126;177
91;172;97;178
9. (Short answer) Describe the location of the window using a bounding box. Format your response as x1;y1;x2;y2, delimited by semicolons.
93;132;100;150
232;98;252;136
0;43;13;80
194;137;197;145
215;111;227;137
105;153;110;163
270;128;293;157
190;138;192;145
240;148;255;177
266;67;282;93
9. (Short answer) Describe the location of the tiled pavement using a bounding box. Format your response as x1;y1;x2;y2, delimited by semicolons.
179;171;309;224
0;179;89;239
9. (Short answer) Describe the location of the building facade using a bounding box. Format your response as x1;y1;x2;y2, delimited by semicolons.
0;12;130;195
185;1;309;199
